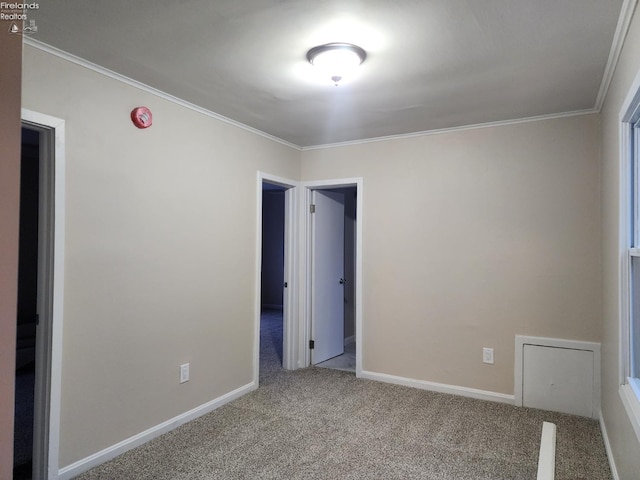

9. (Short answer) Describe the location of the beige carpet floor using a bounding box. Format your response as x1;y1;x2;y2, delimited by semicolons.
74;311;612;479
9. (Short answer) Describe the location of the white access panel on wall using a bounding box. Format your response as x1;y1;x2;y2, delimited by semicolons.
515;336;600;419
523;345;593;417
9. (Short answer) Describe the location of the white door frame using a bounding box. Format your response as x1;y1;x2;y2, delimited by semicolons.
302;178;363;376
21;108;66;479
254;172;300;383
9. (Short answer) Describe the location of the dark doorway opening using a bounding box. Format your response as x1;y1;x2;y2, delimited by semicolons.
14;127;40;479
260;183;286;374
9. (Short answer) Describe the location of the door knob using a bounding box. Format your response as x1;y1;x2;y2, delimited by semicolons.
339;278;346;285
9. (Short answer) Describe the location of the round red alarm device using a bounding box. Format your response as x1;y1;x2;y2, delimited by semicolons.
131;107;153;129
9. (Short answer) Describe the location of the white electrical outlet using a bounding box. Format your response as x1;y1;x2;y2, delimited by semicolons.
482;348;494;364
180;363;190;383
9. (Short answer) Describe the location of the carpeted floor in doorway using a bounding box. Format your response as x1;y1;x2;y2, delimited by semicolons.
74;311;611;479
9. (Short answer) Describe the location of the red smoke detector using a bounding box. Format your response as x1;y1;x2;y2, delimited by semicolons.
131;107;152;129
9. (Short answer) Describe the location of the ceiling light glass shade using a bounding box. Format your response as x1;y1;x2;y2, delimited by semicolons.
306;43;366;85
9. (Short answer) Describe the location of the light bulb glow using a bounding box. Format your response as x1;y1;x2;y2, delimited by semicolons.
306;43;366;85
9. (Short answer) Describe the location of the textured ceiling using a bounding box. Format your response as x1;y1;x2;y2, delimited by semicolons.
28;0;623;147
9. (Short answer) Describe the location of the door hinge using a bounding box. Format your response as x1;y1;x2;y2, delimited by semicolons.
309;340;315;349
310;204;316;213
283;281;288;288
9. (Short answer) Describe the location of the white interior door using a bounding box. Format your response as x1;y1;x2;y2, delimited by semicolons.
311;190;345;364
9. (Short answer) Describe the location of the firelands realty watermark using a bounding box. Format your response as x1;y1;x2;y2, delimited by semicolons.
1;2;39;34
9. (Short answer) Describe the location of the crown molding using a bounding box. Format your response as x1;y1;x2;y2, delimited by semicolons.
594;0;639;111
25;20;618;153
23;38;301;151
301;109;598;151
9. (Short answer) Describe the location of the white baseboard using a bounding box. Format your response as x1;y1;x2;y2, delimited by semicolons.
599;412;620;480
359;370;514;405
57;381;256;480
344;335;355;346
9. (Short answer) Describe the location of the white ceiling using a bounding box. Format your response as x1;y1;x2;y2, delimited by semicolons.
29;0;623;147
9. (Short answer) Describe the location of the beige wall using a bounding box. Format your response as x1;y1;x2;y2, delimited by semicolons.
22;45;300;467
302;114;602;395
600;6;640;479
0;28;23;480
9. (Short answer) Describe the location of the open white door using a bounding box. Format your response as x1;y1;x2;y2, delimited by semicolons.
311;190;345;365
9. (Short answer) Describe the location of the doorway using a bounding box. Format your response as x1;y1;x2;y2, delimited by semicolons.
18;109;66;480
304;180;362;375
254;175;362;378
254;173;298;385
260;183;286;374
13;127;40;479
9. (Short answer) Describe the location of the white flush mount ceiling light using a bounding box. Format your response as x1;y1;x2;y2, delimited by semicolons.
306;43;366;86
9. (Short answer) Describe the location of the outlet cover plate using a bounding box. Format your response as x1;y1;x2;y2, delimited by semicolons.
483;348;494;364
180;363;190;383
